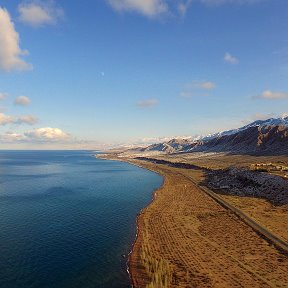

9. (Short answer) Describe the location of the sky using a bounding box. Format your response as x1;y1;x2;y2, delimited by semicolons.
0;0;287;149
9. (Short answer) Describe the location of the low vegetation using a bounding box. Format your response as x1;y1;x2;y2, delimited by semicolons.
141;227;173;288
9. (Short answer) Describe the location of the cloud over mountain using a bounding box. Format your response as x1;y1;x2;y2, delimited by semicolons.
255;90;288;100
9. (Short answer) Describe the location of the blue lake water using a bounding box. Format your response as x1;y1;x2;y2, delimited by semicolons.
0;151;162;288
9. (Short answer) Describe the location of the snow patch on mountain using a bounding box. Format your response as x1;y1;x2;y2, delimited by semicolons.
202;116;288;141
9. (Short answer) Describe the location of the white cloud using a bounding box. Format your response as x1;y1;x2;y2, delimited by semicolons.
200;0;262;5
177;0;193;16
255;90;288;100
0;113;14;125
136;135;193;145
0;127;70;145
137;98;159;108
180;91;193;98
0;112;38;126
0;131;24;142
180;80;216;98
0;131;109;149
16;115;38;125
0;92;7;100
106;0;263;18
250;113;275;120
242;112;275;124
18;1;64;27
0;8;32;71
224;52;239;64
2;95;35;122
24;127;70;141
106;0;168;17
199;81;216;89
14;96;31;106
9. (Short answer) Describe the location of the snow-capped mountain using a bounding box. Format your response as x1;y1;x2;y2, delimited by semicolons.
141;116;288;155
141;138;192;153
202;116;288;141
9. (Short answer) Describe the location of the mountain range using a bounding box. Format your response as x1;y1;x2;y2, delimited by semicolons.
139;116;288;155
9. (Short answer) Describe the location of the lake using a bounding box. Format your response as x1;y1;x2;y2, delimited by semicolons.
0;150;162;288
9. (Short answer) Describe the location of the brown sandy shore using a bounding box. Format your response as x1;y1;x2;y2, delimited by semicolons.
98;155;288;288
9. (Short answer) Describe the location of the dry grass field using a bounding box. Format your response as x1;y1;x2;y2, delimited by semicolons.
177;169;288;243
99;153;288;287
155;153;288;170
142;153;288;245
128;159;288;288
219;195;288;243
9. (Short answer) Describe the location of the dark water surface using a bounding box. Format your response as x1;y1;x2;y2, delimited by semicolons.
0;151;162;288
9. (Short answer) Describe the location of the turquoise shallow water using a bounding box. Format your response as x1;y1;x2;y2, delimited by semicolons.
0;151;163;288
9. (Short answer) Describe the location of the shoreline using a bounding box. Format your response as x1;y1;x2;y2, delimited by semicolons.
128;164;165;287
127;181;161;287
96;155;165;287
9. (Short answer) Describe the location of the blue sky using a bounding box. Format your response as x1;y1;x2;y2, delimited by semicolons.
0;0;287;149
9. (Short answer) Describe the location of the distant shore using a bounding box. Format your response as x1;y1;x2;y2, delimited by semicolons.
98;153;288;287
